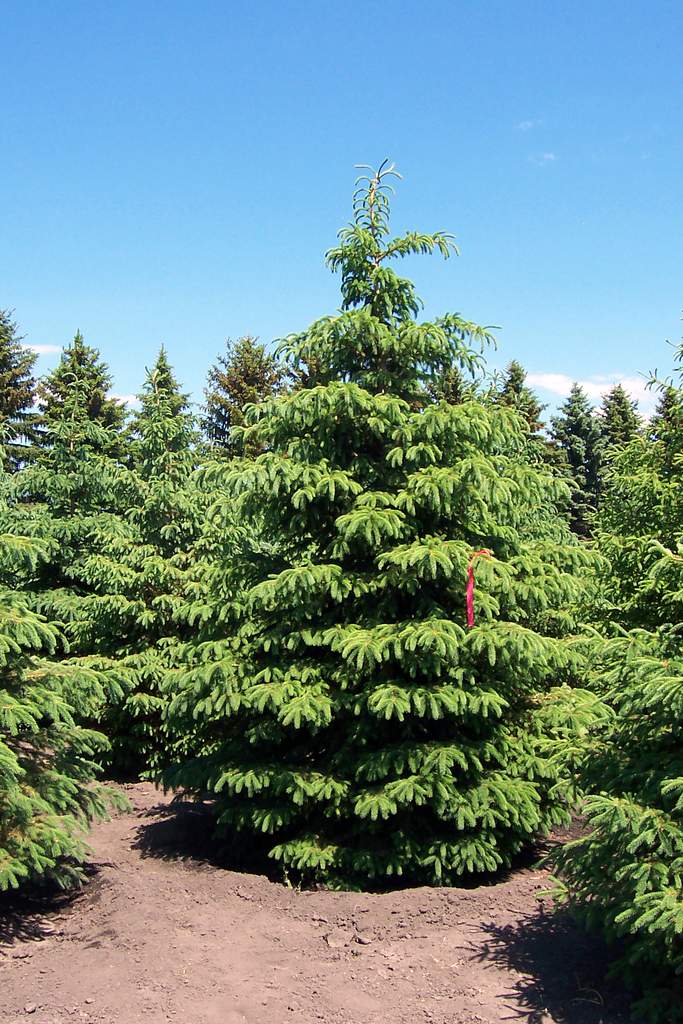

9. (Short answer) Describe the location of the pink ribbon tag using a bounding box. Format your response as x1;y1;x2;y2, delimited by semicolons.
466;550;492;628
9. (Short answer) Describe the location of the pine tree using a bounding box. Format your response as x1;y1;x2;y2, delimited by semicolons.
203;336;285;455
10;354;131;598
549;384;603;535
552;349;683;1022
0;469;125;891
426;365;480;405
599;383;639;449
494;360;545;433
37;331;125;442
85;350;206;773
9;343;205;778
648;384;683;444
0;309;41;471
165;163;600;888
6;343;136;737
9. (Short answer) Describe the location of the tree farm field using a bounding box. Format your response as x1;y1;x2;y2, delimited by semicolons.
0;782;629;1024
2;157;682;1024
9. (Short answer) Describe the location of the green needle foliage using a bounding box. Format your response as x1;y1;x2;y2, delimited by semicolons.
165;163;601;888
494;360;546;434
0;309;41;471
426;364;480;405
552;349;683;1022
37;331;125;442
599;383;640;450
203;336;285;455
0;471;124;891
550;383;603;536
648;383;683;444
6;344;135;756
92;350;207;774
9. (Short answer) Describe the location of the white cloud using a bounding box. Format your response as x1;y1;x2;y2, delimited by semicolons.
527;372;656;412
110;393;141;408
517;119;541;131
23;343;61;355
530;152;557;166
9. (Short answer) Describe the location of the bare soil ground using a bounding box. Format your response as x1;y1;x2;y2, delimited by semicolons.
1;783;630;1024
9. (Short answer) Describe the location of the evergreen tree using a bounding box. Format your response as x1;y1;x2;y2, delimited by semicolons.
5;347;136;745
648;384;683;444
9;344;205;778
599;383;639;449
85;350;206;773
494;360;545;433
549;384;603;535
0;309;40;471
37;331;125;441
426;365;480;405
203;336;284;455
10;358;131;598
0;470;125;891
165;163;600;888
552;349;683;1022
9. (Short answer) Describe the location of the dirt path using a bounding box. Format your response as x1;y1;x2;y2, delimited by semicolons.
1;783;628;1024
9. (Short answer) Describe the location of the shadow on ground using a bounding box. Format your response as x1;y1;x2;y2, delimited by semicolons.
0;867;98;945
131;797;280;879
478;905;633;1024
130;794;571;893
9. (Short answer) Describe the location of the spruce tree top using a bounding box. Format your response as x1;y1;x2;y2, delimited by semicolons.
132;347;191;455
281;161;491;403
0;310;40;471
599;383;639;448
550;383;603;534
128;349;200;552
648;384;683;445
494;360;545;433
203;336;284;454
38;331;125;434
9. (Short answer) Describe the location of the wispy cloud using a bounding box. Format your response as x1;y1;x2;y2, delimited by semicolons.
517;119;542;132
110;393;141;408
23;343;61;355
527;372;656;412
529;152;557;166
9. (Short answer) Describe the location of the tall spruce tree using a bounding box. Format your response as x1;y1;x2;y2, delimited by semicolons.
10;343;205;779
84;350;206;773
165;163;600;888
494;360;545;433
0;309;41;471
37;331;125;442
550;384;603;535
203;336;284;455
599;383;640;449
6;342;135;745
553;348;683;1022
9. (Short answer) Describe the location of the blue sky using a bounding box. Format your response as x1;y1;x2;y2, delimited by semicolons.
2;1;682;415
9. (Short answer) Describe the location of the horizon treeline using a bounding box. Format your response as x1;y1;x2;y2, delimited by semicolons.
1;164;681;1022
0;305;661;534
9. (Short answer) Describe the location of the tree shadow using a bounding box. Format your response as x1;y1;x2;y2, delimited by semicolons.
477;904;635;1024
130;797;280;880
0;866;99;946
130;798;585;894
